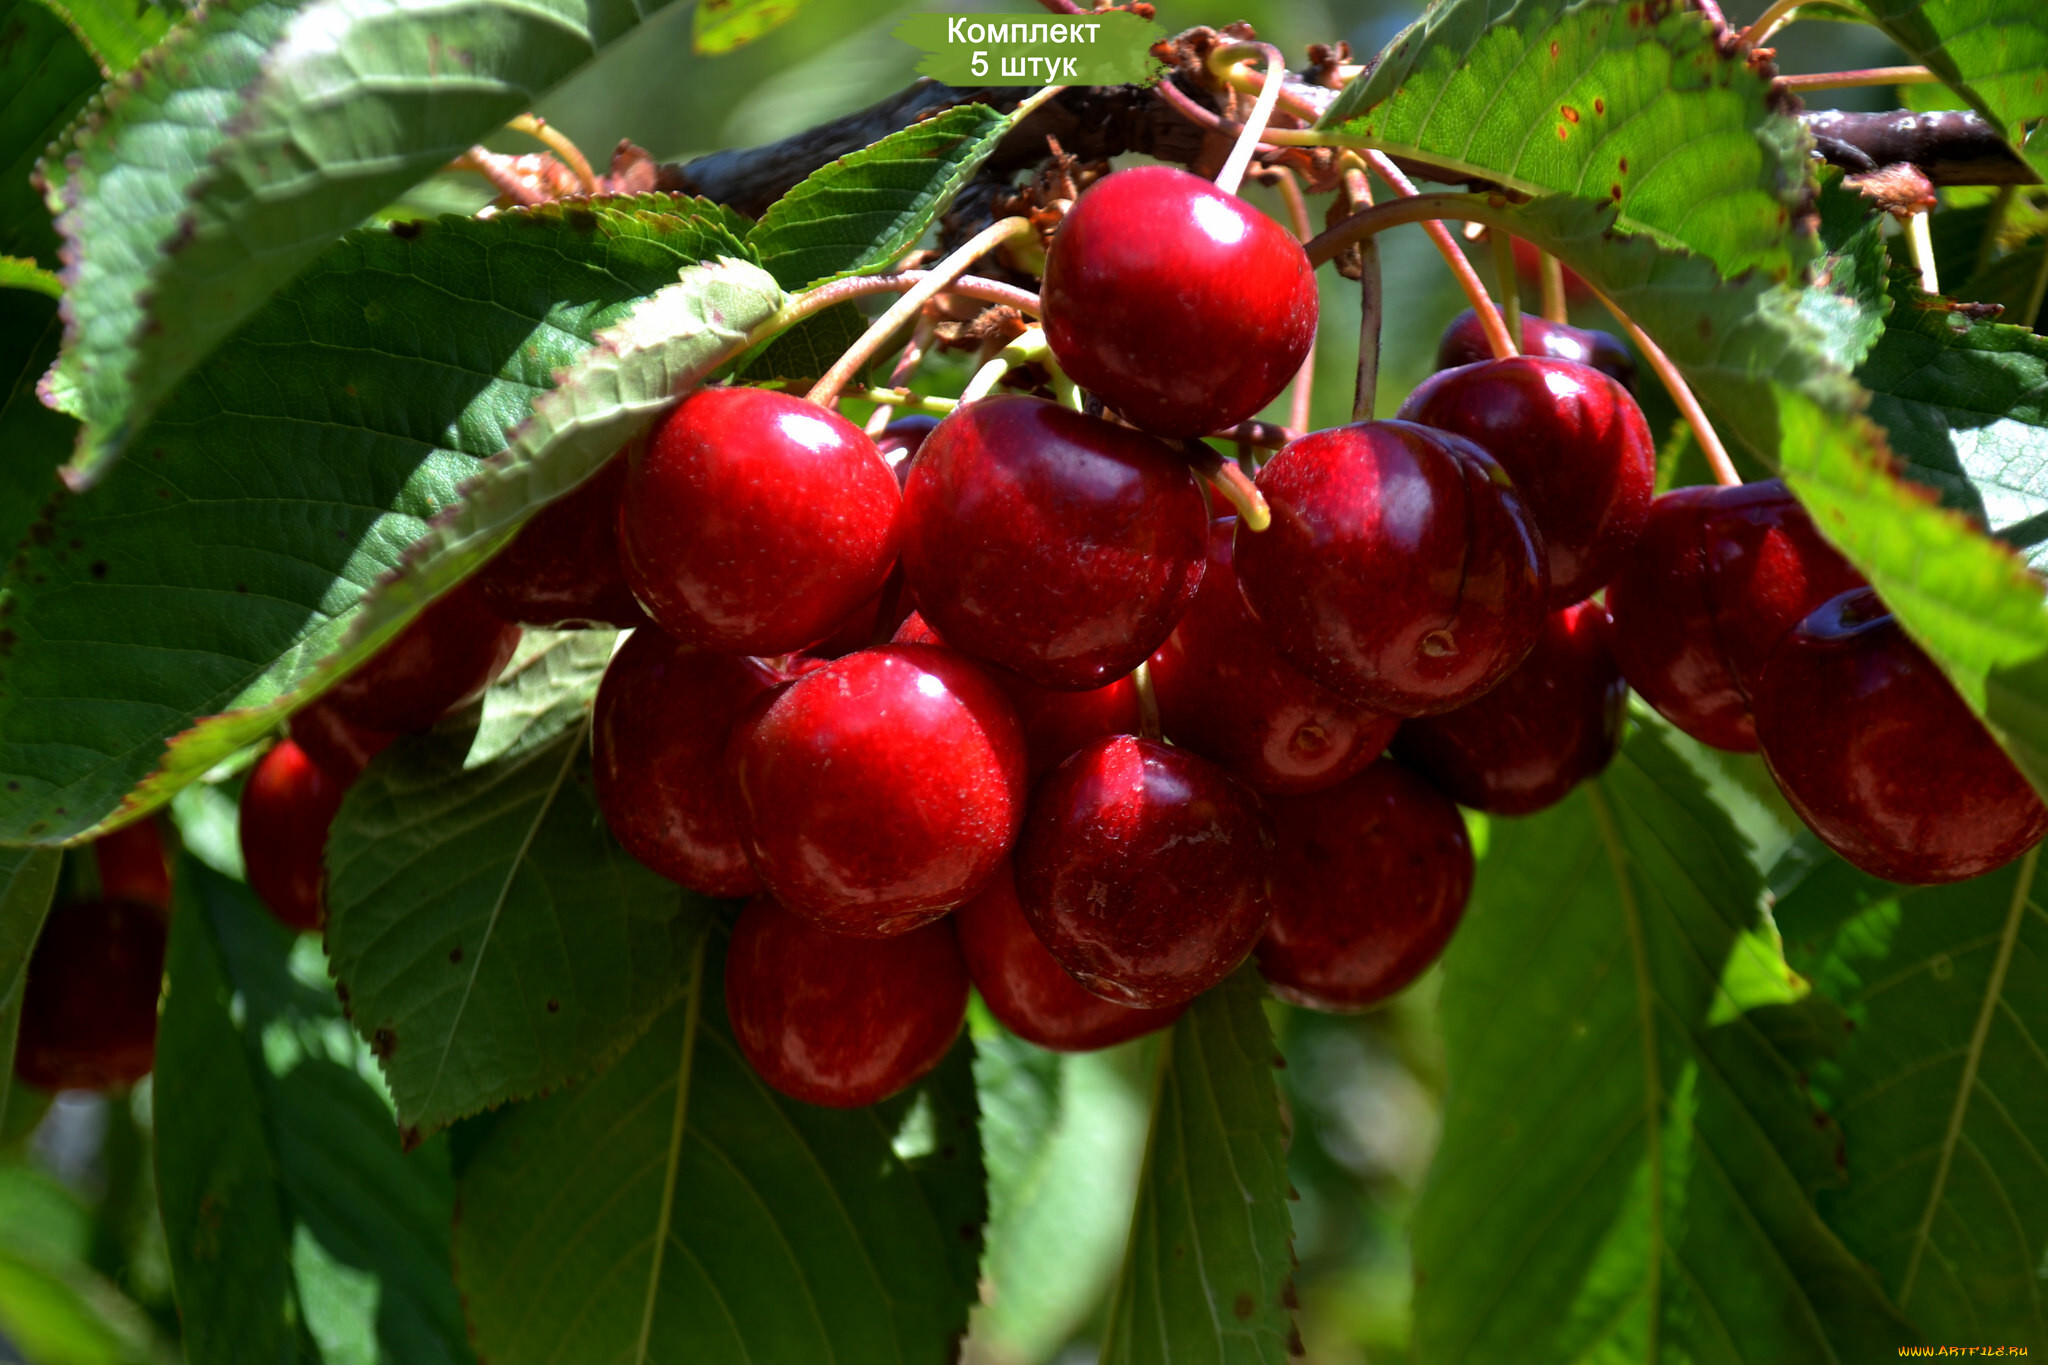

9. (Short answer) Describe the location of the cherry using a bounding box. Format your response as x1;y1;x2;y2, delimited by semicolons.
14;897;166;1092
1393;600;1626;815
1435;308;1636;391
875;414;941;484
92;818;172;913
901;396;1207;691
1013;735;1273;1010
730;644;1028;937
954;859;1182;1051
474;455;646;629
593;629;773;897
893;612;1139;778
1755;588;2048;885
1041;165;1318;438
320;580;521;735
288;698;396;782
1234;420;1547;717
1257;761;1473;1012
1150;517;1399;794
1606;480;1864;752
239;739;347;932
1398;357;1653;607
725;895;968;1108
619;386;901;655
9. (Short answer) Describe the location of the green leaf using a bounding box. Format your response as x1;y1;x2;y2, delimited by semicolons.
0;288;72;559
1099;971;1296;1365
736;300;867;385
28;0;174;76
1;0;101;269
747;102;1015;291
1776;845;2048;1345
155;857;474;1365
1800;170;1894;370
0;1248;164;1365
1854;0;2048;177
0;255;63;297
324;632;707;1140
0;200;733;846
40;0;699;487
454;927;986;1364
1856;266;2048;566
0;845;61;1137
691;0;802;55
971;1026;1155;1365
1321;0;1811;279
345;251;780;658
1412;716;1917;1360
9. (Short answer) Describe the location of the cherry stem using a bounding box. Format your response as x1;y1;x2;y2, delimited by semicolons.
506;114;599;195
1579;279;1742;486
1131;661;1163;742
1341;162;1382;423
1182;441;1272;530
1490;230;1524;350
1032;0;1084;12
1905;209;1941;295
1261;165;1319;433
1734;0;1804;46
1358;156;1517;360
450;148;547;206
801;218;1034;408
956;327;1053;406
1212;419;1298;451
1208;43;1290;197
887;313;939;391
1537;249;1569;324
1780;65;1938;91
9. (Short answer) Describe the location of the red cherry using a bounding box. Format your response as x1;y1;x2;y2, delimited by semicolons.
92;818;172;913
901;396;1207;691
1394;601;1626;815
1014;735;1273;1010
875;414;941;484
1436;308;1634;390
288;698;397;782
592;630;773;897
954;860;1182;1051
725;894;968;1108
1151;517;1398;794
321;581;521;735
1607;480;1864;752
1756;588;2048;885
731;644;1028;937
239;739;346;932
1042;165;1318;437
892;613;1139;778
1257;761;1473;1012
474;455;646;629
1398;358;1654;607
1234;420;1547;716
14;898;165;1092
619;387;901;655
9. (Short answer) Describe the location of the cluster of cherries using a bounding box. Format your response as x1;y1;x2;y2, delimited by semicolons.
28;164;2040;1112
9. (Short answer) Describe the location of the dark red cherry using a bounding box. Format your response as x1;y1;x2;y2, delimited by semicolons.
731;644;1028;936
288;698;396;782
92;818;171;913
474;455;646;629
593;630;773;898
892;613;1139;778
955;859;1182;1051
1394;601;1626;815
1257;761;1473;1011
901;396;1207;691
1399;358;1653;607
1435;308;1636;391
875;414;941;484
725;895;968;1108
320;581;521;735
1151;517;1399;794
239;739;346;932
1014;735;1273;1010
620;386;901;655
1607;480;1865;752
1234;420;1547;717
1042;166;1318;437
1756;588;2048;884
14;898;166;1092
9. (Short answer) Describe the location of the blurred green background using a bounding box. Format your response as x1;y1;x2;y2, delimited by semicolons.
0;0;1916;1360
